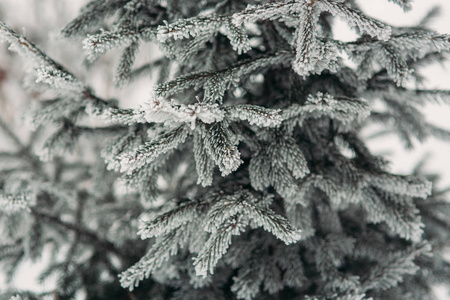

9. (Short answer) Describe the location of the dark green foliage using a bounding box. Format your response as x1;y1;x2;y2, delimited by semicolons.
1;0;450;299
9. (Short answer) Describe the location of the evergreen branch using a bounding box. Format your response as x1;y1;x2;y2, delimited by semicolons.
0;21;118;115
2;0;450;298
378;44;410;86
225;105;282;127
202;122;242;176
245;202;302;244
223;19;251;54
283;92;370;127
157;15;227;42
319;0;391;41
361;243;431;292
0;191;34;214
31;208;127;262
272;134;309;179
61;0;130;37
0;117;47;178
115;39;141;86
0;22;63;70
0;22;85;93
117;125;189;174
230;258;265;300
119;230;181;290
362;187;424;242
0;116;24;149
206;191;302;244
154;51;293;98
292;0;318;75
96;107;147;125
194;217;245;277
138;200;208;239
83;27;155;62
367;173;432;199
249;149;271;192
194;132;215;187
388;0;413;11
408;89;450;105
232;1;303;26
144;98;224;129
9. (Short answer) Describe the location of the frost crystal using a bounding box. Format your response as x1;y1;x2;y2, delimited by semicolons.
1;0;449;299
0;192;34;214
144;98;225;129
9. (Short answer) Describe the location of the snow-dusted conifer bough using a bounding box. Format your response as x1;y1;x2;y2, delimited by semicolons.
1;0;450;299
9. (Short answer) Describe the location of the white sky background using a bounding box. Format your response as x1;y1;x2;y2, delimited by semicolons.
0;0;450;298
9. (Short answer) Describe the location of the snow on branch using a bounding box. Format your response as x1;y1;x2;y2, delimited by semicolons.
378;44;411;86
361;243;431;292
244;201;302;244
346;32;450;85
119;230;182;290
0;22;84;93
117;126;189;174
193;132;215;187
249;134;309;205
205;191;302;244
138;200;208;239
387;0;413;11
223;19;251;55
367;174;432;199
154;52;293;100
100;99;282;180
35;67;84;93
224;105;282;128
61;0;131;37
293;33;340;76
292;2;321;76
0;22;57;68
154;71;215;98
318;0;391;41
157;15;251;55
97;98;224;128
233;0;391;76
194;191;301;276
232;1;304;26
201;122;242;176
193;217;246;277
273;135;310;179
0;192;35;214
83;27;156;62
157;15;226;42
362;187;424;242
97;107;147;125
284;92;370;128
115;40;140;86
144;99;224;130
101;132;141;171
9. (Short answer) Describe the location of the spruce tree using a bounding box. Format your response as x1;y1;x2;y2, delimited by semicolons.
1;0;450;299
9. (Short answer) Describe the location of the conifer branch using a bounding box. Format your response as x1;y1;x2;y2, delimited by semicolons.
30;208;128;262
0;116;24;149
